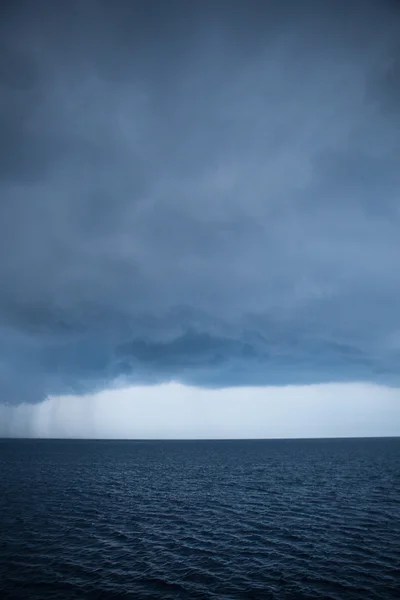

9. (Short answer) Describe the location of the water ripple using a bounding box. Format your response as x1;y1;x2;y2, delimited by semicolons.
1;438;399;599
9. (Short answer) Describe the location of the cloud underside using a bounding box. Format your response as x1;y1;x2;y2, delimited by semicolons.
0;1;400;404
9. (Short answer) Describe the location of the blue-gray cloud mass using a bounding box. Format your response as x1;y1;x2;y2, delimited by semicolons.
1;0;400;404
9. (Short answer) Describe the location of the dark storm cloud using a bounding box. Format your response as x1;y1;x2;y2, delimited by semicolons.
1;0;400;403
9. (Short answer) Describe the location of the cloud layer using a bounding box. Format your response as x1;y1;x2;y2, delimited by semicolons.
1;1;400;404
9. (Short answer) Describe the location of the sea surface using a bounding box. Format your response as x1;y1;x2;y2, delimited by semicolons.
0;438;399;599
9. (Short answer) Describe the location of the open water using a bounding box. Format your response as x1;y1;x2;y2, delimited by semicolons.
0;438;399;599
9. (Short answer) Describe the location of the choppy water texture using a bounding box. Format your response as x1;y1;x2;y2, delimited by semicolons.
0;438;399;599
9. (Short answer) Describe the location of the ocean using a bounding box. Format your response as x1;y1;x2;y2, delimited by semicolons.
0;438;399;599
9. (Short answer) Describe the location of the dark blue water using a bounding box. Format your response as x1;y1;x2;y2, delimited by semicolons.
0;438;399;599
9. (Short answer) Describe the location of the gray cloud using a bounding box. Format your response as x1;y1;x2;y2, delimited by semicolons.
1;0;400;404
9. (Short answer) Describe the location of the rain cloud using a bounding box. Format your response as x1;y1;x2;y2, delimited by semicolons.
1;0;400;404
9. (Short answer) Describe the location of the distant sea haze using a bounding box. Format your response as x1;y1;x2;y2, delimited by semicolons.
1;438;399;599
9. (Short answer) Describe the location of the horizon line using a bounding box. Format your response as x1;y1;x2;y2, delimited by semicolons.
1;435;399;442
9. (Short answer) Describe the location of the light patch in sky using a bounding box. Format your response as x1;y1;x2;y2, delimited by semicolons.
0;382;399;440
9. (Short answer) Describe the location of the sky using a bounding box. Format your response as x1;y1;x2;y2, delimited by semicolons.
0;0;399;438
